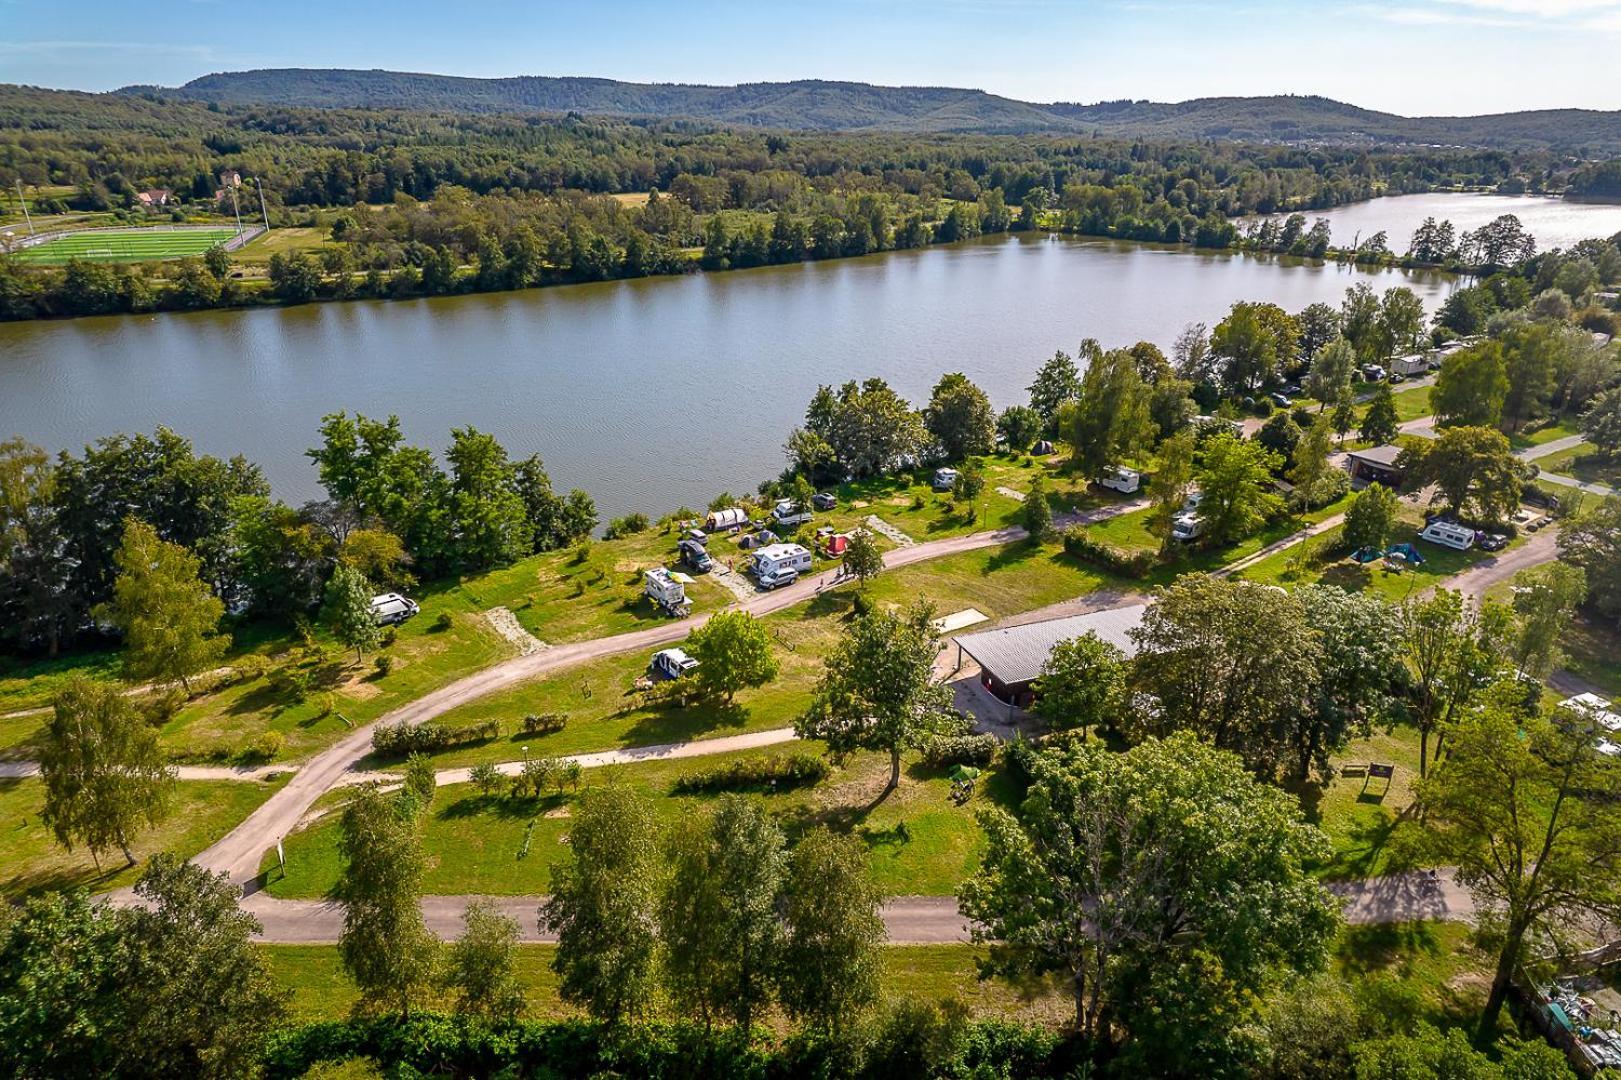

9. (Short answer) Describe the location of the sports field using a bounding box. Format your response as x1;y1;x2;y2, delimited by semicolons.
11;226;245;265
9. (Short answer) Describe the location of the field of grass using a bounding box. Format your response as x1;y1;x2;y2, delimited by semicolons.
1234;514;1497;604
0;775;288;898
264;745;1015;900
1332;920;1496;1032
261;941;1068;1025
1560;614;1621;698
13;226;245;265
1302;724;1432;882
1537;443;1615;487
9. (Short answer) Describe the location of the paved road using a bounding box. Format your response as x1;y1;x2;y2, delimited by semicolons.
193;498;1149;885
1520;434;1590;463
232;869;1475;945
1538;469;1615;498
1447;526;1562;603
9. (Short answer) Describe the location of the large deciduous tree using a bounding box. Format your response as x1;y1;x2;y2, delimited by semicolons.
685;611;778;704
336;784;439;1017
1558;497;1621;626
1194;433;1283;545
40;678;176;867
1027;350;1080;434
1064;347;1151;479
796;601;964;794
1402;588;1515;776
923;372;995;462
541;785;659;1024
440;899;526;1021
1419;687;1621;1041
1398;426;1525;523
776;826;885;1035
1359;382;1401;447
1342;481;1400;554
959;735;1337;1074
1128;576;1320;776
659;794;786;1033
322;564;384;663
1293;585;1405;782
97;518;229;692
1432;342;1509;429
1511;563;1587;678
1147;430;1196;555
1033;631;1129;736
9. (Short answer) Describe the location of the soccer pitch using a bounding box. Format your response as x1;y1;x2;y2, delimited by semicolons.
11;227;245;265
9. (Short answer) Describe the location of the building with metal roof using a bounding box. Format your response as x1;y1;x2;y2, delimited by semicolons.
952;603;1147;708
1346;445;1406;488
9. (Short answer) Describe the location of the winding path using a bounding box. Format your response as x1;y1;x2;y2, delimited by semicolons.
193;499;1148;885
238;868;1476;945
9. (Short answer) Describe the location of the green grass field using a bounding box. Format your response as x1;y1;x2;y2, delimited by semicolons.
13;226;244;265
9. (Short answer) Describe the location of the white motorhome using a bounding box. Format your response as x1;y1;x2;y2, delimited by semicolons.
1097;466;1140;494
369;593;420;625
643;567;693;616
753;543;812;588
932;467;960;491
704;507;749;532
1418;520;1475;551
771;499;813;528
651;647;698;680
1389;353;1430;377
1170;512;1205;543
1181;489;1204;514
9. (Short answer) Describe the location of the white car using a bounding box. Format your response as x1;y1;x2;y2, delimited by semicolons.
369;593;420;626
651;648;699;680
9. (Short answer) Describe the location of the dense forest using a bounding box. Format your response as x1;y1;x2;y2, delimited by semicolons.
4;83;1605;322
117;69;1621;152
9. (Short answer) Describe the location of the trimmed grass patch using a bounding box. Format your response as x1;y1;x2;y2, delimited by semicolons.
14;226;244;265
0;774;288;899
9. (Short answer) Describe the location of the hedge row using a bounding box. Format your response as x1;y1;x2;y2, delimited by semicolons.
1062;527;1157;578
671;752;830;794
371;718;502;758
920;733;999;768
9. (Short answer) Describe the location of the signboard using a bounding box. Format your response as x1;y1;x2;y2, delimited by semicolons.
1367;763;1395;779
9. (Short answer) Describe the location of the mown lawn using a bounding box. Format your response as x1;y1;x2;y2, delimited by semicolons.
1234;516;1498;604
1299;724;1433;882
264;747;1016;900
1332;920;1497;1033
0;649;122;716
1561;614;1621;698
1537;443;1615;487
0;775;288;899
261;942;1069;1025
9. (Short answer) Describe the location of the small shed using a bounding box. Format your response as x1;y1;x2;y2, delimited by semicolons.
953;604;1146;708
1346;445;1405;488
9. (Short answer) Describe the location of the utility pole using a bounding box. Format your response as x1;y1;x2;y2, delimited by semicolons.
16;180;35;236
255;177;270;231
227;184;243;234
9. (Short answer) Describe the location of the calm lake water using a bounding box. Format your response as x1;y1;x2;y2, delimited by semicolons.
1;233;1456;523
1250;192;1621;253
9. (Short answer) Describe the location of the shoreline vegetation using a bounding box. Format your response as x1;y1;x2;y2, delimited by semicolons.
0;193;1606;324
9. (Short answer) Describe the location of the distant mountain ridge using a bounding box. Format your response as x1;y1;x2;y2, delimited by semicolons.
117;68;1621;150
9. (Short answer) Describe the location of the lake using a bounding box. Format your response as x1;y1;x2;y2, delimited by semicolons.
0;233;1455;523
1249;192;1621;254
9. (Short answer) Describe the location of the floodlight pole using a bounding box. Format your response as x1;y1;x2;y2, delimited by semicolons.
255;178;270;231
228;184;243;234
16;181;34;236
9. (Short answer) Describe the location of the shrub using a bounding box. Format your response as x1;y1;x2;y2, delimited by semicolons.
381;627;398;648
433;611;454;632
604;512;651;539
1062;527;1157;578
1291;406;1316;429
517;712;566;736
371;718;501;758
373;654;394;678
469;761;505;797
572;540;592;564
243;730;285;763
920;733;999;768
672;753;830;794
143;687;187;725
233;654;272;684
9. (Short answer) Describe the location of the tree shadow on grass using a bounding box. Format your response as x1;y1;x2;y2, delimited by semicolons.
436;791;563;822
982;540;1046;576
1337;921;1442;976
1332;801;1425;881
619;700;751;747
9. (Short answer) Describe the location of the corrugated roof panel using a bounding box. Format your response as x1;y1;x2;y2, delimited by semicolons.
954;603;1147;686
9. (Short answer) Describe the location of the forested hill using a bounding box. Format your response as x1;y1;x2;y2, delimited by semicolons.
119;68;1621;150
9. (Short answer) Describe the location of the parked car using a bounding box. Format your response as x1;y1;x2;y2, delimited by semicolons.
1476;532;1509;552
1269;392;1293;408
1388;371;1407;384
757;566;799;591
369;593;420;626
651;648;698;680
1284;384;1303;397
932;467;959;491
678;539;714;572
812;492;837;511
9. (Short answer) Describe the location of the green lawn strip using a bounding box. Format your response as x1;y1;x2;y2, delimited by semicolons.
14;228;242;265
1536;443;1616;487
0;775;288;899
1234;514;1499;604
1508;420;1583;451
1084;495;1351;586
260;942;1067;1025
1560;615;1621;698
264;748;1013;900
1301;725;1434;882
1332;920;1496;1032
0;649;122;715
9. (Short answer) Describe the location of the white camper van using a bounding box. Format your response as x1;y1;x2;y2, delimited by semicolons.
1418;520;1475;551
933;467;960;492
753;543;812;589
771;499;813;528
369;593;420;626
1170;512;1205;543
1097;466;1140;494
643;567;693;616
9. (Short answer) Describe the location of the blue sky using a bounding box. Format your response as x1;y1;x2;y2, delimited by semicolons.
1;0;1615;115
